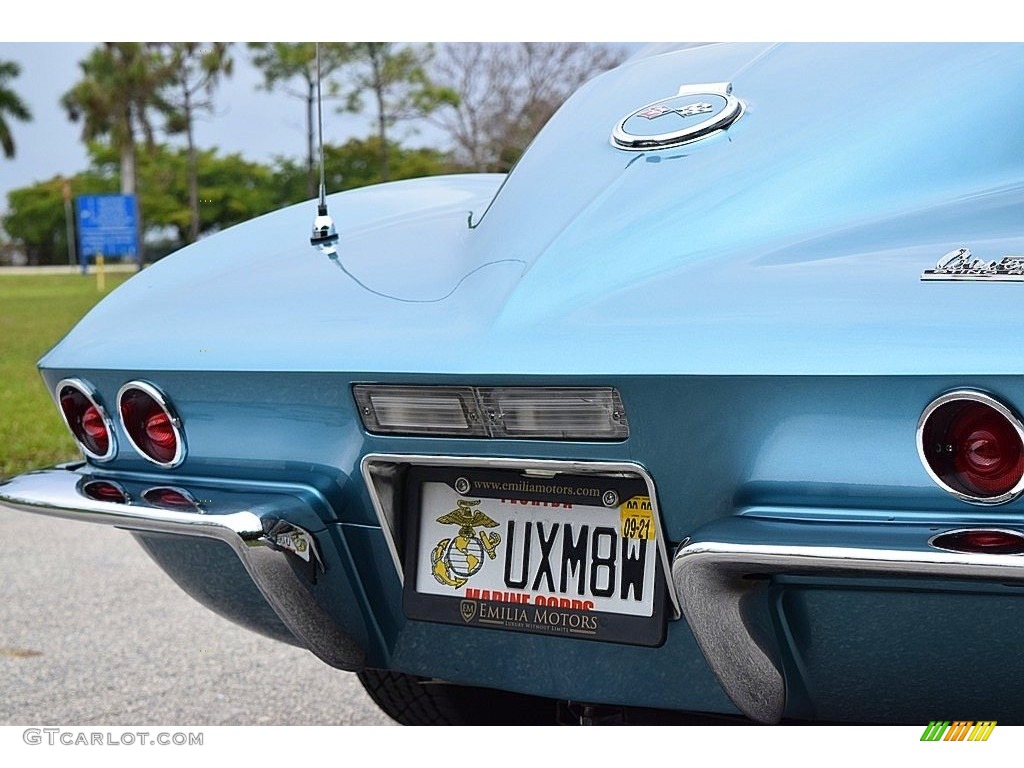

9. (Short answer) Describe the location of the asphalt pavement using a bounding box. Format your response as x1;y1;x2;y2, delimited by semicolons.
0;509;393;725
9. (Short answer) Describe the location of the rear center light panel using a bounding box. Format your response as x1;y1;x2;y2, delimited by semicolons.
353;385;629;440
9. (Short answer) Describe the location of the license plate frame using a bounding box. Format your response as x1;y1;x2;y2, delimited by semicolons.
402;465;667;647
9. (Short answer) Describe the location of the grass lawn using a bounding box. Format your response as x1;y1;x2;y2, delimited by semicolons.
0;273;132;480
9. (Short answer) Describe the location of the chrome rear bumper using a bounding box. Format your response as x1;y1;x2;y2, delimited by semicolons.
673;518;1024;724
0;465;365;671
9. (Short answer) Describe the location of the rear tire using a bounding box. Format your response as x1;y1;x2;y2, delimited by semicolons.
357;669;557;725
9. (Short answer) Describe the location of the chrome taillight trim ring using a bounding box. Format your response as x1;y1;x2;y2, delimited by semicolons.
916;389;1024;506
55;378;117;462
116;380;187;469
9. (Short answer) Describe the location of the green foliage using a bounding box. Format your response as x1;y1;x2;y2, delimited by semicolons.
248;43;351;96
88;143;280;242
340;43;458;181
4;171;115;264
0;59;32;159
248;43;354;196
3;136;453;264
342;43;457;121
158;43;235;242
271;137;453;202
162;43;234;114
61;43;174;157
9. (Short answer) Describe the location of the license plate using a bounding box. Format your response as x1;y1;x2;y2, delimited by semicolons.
402;466;667;647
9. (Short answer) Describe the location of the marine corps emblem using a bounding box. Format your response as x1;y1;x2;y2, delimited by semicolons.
430;499;502;588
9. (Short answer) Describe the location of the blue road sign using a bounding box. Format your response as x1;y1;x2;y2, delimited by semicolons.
76;194;139;261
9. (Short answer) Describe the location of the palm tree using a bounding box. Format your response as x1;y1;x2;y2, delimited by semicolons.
0;60;32;159
248;43;351;198
62;44;173;196
158;43;233;243
341;43;456;183
61;43;174;262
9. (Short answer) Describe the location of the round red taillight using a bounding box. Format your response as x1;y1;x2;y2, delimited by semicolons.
145;411;176;451
919;391;1024;504
143;486;199;510
57;379;114;461
118;382;184;468
930;529;1024;555
80;479;130;504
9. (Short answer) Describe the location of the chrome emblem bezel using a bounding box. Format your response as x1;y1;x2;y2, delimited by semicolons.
611;82;743;151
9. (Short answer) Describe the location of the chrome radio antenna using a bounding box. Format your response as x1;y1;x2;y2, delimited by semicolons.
310;42;338;247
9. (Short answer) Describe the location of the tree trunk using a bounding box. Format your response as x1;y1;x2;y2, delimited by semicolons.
120;115;144;266
185;80;199;243
306;80;316;199
376;84;389;182
120;141;135;196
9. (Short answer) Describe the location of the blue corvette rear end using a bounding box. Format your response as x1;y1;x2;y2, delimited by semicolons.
5;42;1024;724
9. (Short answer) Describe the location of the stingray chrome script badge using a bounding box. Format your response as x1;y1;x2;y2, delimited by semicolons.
611;82;743;151
922;247;1024;282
